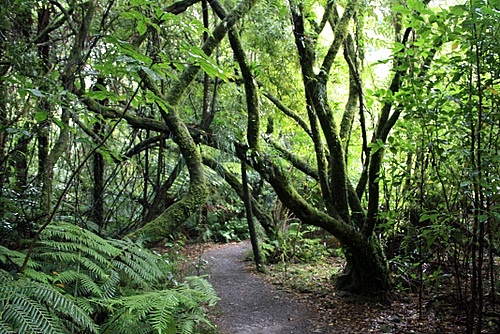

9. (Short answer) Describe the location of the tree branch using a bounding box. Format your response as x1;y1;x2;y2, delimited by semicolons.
319;0;358;82
261;89;312;138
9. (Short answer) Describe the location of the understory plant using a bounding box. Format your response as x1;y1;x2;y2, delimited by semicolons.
0;222;218;334
261;221;335;264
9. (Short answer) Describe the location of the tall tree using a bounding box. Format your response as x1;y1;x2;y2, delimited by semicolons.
127;0;258;242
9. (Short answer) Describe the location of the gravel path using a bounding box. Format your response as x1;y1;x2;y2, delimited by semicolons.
203;241;323;334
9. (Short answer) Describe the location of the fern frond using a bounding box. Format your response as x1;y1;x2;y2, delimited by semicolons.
0;320;16;334
53;270;104;297
36;240;112;267
2;223;217;334
110;259;149;287
0;268;13;281
102;280;218;334
177;318;195;334
74;295;96;315
0;275;99;334
102;316;153;334
109;239;164;284
8;293;62;334
41;223;119;258
0;246;39;270
119;291;160;316
99;270;120;299
36;251;109;279
36;285;99;333
184;276;220;306
21;268;52;284
3;305;41;334
148;291;178;333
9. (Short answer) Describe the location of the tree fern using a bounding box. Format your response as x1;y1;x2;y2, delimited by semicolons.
40;223;119;258
1;222;218;333
0;270;99;333
36;240;113;267
36;251;111;280
109;238;166;286
101;277;219;334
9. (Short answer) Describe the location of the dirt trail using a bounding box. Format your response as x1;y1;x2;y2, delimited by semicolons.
203;241;324;334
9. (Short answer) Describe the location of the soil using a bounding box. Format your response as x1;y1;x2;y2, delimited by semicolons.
203;241;327;334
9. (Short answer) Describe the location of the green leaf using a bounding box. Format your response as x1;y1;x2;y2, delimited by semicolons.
106;36;152;65
27;89;44;98
137;21;147;35
34;111;48;122
393;5;411;15
478;214;488;222
368;139;385;154
185;45;231;81
86;91;109;101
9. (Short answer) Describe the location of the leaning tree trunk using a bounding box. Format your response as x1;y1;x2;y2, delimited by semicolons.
128;0;257;245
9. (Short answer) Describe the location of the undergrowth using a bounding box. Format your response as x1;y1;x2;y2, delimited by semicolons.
260;222;345;295
260;223;339;264
0;222;219;334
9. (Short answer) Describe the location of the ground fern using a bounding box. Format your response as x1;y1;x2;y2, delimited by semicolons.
101;277;218;334
0;222;218;333
0;270;99;334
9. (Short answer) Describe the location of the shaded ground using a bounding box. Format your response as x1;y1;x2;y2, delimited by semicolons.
185;241;498;334
203;241;326;334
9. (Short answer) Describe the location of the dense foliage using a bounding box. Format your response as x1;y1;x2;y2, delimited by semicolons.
0;0;498;332
0;222;218;333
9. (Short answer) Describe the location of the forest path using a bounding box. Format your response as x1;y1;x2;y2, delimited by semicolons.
203;241;325;334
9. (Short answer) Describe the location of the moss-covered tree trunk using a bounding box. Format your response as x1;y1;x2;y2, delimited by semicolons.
336;240;390;296
243;149;390;295
227;0;406;296
128;0;257;245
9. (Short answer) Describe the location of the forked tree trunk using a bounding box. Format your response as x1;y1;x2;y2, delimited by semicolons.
336;240;390;296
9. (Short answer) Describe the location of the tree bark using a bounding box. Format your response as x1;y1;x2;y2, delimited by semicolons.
128;0;257;244
242;160;265;272
39;1;95;216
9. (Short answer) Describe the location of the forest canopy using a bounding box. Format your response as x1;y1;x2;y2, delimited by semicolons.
0;0;498;332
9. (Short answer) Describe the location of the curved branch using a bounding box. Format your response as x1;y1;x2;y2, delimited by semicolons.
239;146;366;244
165;0;202;14
319;0;358;82
261;89;312;138
125;134;169;157
266;139;319;180
202;155;274;235
316;0;335;36
129;0;257;244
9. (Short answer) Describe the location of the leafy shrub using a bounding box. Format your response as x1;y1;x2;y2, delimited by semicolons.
261;223;333;264
0;222;219;334
207;217;250;243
